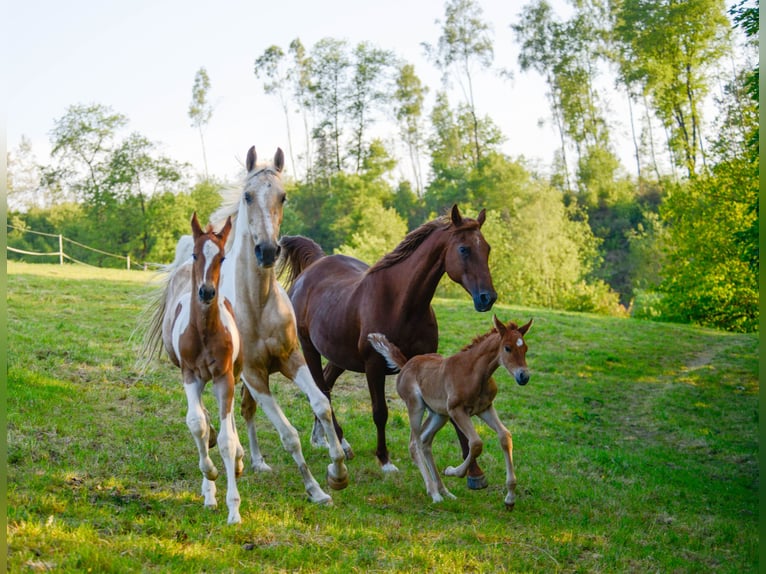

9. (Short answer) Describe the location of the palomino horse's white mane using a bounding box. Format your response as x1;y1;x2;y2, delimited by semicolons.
208;162;282;230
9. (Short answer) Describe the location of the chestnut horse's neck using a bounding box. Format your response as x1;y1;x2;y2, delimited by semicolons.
370;226;451;316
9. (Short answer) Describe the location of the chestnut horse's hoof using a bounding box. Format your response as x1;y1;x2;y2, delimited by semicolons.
466;473;488;490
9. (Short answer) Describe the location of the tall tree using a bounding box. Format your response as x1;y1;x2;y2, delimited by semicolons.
188;67;214;180
612;0;730;177
394;64;429;196
423;0;494;168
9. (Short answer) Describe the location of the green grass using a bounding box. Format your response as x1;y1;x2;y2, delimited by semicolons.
7;261;759;573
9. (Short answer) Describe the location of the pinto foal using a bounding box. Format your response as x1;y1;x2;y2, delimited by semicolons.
368;315;532;508
159;213;244;523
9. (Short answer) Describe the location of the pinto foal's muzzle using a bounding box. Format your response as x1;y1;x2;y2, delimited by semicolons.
198;285;216;304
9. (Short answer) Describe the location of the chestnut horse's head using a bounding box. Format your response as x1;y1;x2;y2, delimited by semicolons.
443;204;497;312
494;316;533;386
190;212;232;305
241;146;286;268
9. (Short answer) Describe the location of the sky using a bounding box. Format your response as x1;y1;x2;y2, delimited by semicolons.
7;0;638;185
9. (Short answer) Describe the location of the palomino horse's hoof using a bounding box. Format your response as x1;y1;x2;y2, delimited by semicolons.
327;470;349;491
466;473;488;490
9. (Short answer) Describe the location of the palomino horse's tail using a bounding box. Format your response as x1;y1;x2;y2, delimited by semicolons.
134;235;194;376
277;235;326;292
367;333;408;373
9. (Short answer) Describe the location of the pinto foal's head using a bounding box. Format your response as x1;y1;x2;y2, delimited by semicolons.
190;212;232;305
493;315;533;386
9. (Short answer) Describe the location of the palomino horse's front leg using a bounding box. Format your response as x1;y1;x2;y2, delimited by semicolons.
183;375;218;509
213;374;243;524
309;362;354;460
290;363;349;491
478;406;517;509
240;385;273;472
241;369;333;504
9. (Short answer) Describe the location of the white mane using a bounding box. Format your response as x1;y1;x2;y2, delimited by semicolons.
208;162;281;229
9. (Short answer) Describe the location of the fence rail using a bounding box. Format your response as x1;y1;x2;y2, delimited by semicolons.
6;224;162;270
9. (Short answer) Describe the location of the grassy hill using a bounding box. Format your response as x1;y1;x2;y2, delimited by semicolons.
6;262;759;572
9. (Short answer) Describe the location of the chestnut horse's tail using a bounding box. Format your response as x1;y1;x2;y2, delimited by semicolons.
367;333;408;373
277;235;326;292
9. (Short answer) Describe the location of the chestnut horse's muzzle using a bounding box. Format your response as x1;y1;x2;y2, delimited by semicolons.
473;290;497;312
255;242;281;268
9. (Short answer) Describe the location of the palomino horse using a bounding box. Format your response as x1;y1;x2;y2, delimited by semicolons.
143;212;244;523
211;146;348;504
368;316;533;508
278;205;497;476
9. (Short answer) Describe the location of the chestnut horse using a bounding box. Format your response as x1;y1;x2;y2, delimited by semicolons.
278;205;497;476
368;316;533;508
142;212;244;523
210;146;349;504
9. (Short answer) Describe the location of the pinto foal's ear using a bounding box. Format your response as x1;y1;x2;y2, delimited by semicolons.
190;211;203;239
477;208;486;227
274;147;285;173
493;314;507;336
217;216;233;245
246;146;257;172
519;318;534;336
450;204;463;226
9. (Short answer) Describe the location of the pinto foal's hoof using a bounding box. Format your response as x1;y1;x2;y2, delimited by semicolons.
466;473;488;490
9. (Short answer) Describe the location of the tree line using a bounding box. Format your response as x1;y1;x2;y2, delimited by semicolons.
7;0;758;333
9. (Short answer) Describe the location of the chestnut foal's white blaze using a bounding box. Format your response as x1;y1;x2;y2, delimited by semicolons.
368;315;532;508
211;146;348;504
154;212;244;524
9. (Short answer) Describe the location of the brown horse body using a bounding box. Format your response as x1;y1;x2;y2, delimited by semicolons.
368;316;532;507
279;205;497;471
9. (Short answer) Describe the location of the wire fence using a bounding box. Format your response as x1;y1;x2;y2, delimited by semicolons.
6;224;162;270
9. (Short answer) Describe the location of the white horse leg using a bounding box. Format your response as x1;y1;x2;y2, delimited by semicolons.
478;407;517;508
242;377;332;504
292;365;349;491
217;412;242;523
184;379;218;508
240;383;273;472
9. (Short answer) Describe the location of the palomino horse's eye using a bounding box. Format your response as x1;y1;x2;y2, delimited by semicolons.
244;192;253;205
280;193;287;204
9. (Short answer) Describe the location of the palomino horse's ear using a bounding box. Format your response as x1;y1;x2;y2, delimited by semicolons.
218;216;233;245
519;318;533;336
493;314;507;336
246;146;257;172
450;204;463;226
191;211;203;239
274;148;285;173
477;208;486;227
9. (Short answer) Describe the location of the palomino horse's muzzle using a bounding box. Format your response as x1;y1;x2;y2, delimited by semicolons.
255;242;281;268
473;289;497;312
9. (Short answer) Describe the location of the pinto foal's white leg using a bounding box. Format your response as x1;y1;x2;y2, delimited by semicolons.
184;378;219;508
242;375;332;504
478;407;517;509
292;365;349;490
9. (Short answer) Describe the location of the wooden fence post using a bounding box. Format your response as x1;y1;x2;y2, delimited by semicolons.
59;235;64;265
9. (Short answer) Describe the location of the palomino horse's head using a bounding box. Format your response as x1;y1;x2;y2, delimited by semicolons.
494;316;533;386
443;204;497;312
191;212;232;304
241;146;286;268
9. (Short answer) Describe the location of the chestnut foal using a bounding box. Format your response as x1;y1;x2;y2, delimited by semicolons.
368;316;532;508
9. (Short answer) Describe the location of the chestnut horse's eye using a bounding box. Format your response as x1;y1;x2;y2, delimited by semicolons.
459;245;470;257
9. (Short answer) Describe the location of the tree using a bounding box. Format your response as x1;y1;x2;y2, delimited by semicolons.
424;0;494;168
394;64;429;196
7;136;42;210
188;67;214;180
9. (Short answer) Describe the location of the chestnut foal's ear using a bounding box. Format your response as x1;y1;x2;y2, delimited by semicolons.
274;147;285;173
191;211;203;239
450;204;463;226
246;146;257;172
519;318;534;336
217;216;233;245
477;208;486;227
493;314;507;336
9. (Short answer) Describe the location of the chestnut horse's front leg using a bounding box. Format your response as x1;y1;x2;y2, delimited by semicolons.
365;358;398;472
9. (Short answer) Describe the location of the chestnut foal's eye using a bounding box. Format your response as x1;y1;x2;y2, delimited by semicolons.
504;345;511;352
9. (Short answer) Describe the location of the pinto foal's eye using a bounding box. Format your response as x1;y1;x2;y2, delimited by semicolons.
192;253;198;261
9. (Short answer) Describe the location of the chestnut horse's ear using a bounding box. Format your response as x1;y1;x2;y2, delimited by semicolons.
493;314;507;336
450;204;463;226
191;211;203;239
519;318;534;336
274;147;285;173
246;146;257;172
217;216;233;245
477;208;486;227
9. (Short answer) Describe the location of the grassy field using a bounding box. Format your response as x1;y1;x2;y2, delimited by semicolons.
6;261;759;573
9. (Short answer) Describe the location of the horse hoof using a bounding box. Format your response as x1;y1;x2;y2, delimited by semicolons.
466;474;488;490
251;461;273;473
381;462;399;473
228;512;242;524
341;439;355;460
327;472;349;491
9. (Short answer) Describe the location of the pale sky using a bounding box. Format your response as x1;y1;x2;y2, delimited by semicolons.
8;0;638;184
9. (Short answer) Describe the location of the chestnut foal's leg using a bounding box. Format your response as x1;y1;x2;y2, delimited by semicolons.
478;406;517;509
451;419;488;489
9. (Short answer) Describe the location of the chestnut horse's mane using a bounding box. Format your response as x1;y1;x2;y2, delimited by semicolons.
460;322;521;353
366;214;481;275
